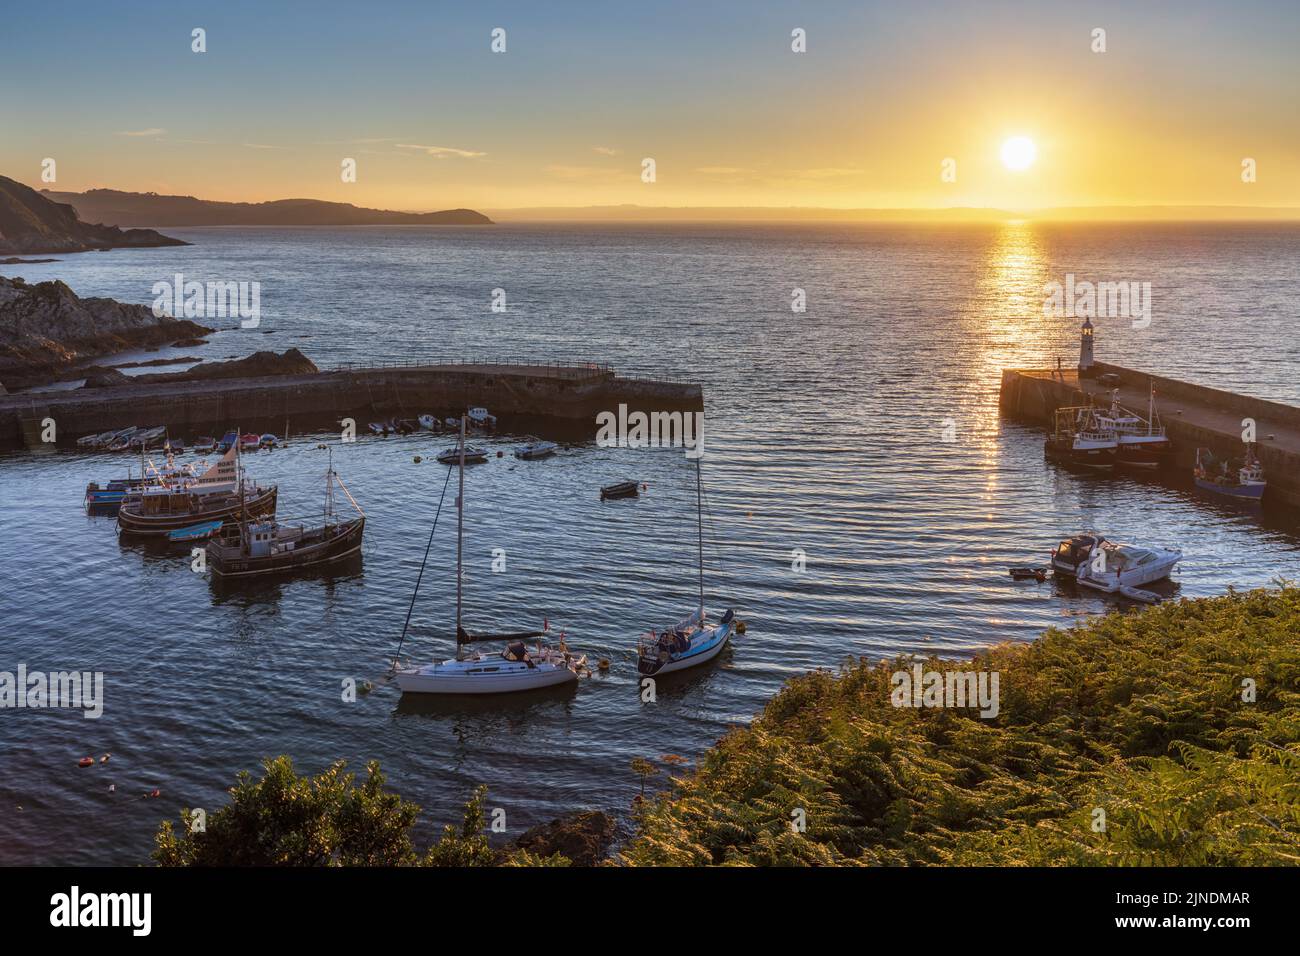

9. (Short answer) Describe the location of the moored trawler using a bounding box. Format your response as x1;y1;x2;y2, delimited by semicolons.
1044;406;1116;471
1096;384;1172;469
117;439;277;536
206;452;365;578
1195;443;1267;500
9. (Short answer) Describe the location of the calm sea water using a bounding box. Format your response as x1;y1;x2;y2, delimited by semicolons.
2;222;1299;864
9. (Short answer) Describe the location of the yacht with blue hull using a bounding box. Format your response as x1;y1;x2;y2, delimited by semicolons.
635;458;739;677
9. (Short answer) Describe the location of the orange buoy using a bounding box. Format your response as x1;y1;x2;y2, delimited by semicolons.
78;757;93;768
597;659;611;672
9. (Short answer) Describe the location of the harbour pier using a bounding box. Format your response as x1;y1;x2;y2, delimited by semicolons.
0;360;703;450
999;360;1300;508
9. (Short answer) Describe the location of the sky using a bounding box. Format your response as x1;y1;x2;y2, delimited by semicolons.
2;0;1298;216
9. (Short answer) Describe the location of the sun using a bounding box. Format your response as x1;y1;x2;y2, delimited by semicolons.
1001;136;1037;171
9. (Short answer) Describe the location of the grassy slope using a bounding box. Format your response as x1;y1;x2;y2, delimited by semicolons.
623;587;1300;866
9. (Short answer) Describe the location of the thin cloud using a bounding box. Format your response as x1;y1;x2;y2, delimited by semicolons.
242;143;285;150
116;128;165;137
395;143;487;159
592;146;621;156
695;166;756;176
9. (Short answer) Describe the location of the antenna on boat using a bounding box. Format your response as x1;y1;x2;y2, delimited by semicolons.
455;414;466;661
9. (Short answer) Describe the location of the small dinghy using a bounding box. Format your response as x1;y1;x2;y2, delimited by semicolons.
437;446;488;465
258;433;280;449
514;440;557;461
601;480;640;500
239;433;261;451
192;436;217;454
167;519;225;543
467;406;497;430
1119;585;1162;604
368;421;391;436
1009;567;1049;582
417;414;440;431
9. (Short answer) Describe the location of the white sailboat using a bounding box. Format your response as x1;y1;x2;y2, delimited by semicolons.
636;458;737;677
393;417;586;695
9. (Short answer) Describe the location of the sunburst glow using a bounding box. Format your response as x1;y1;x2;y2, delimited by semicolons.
1001;136;1037;172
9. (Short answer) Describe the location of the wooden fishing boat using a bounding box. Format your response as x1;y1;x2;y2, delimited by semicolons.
393;417;586;695
206;449;364;578
117;438;276;536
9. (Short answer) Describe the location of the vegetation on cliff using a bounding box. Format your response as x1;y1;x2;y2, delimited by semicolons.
622;586;1300;866
154;757;573;867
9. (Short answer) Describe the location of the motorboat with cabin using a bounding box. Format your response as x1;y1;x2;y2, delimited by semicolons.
1050;533;1180;592
392;417;587;695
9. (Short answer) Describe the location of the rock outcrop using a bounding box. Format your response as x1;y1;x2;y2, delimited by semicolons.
500;811;617;866
130;348;318;384
0;275;211;388
0;175;188;255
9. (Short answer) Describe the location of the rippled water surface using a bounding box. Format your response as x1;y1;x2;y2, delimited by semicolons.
2;222;1298;864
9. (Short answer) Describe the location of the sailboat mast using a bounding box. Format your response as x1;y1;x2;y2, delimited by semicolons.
455;415;466;658
696;456;704;620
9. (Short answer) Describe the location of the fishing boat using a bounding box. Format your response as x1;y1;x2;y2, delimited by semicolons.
600;480;639;500
216;430;239;453
1044;406;1116;471
192;436;217;454
1075;540;1181;594
467;406;497;430
436;445;488;464
85;455;199;513
635;459;737;677
206;450;365;578
514;440;557;460
393;418;586;695
1096;384;1172;469
1195;444;1266;500
117;436;277;537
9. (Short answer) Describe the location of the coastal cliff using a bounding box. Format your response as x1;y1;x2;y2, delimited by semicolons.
40;187;493;227
0;275;210;389
0;175;188;254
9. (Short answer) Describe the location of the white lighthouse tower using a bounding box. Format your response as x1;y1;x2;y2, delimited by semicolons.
1078;316;1095;377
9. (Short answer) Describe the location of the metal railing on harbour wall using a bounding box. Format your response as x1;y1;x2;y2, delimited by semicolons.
322;356;698;385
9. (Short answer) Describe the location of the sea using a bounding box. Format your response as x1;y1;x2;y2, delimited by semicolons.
2;221;1298;864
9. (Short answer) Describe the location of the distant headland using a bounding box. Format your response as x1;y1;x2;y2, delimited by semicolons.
0;175;187;255
38;186;493;228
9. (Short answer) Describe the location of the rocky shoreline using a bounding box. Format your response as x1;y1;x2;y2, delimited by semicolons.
0;274;212;390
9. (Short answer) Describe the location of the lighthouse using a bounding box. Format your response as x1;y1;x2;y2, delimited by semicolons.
1079;316;1095;377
